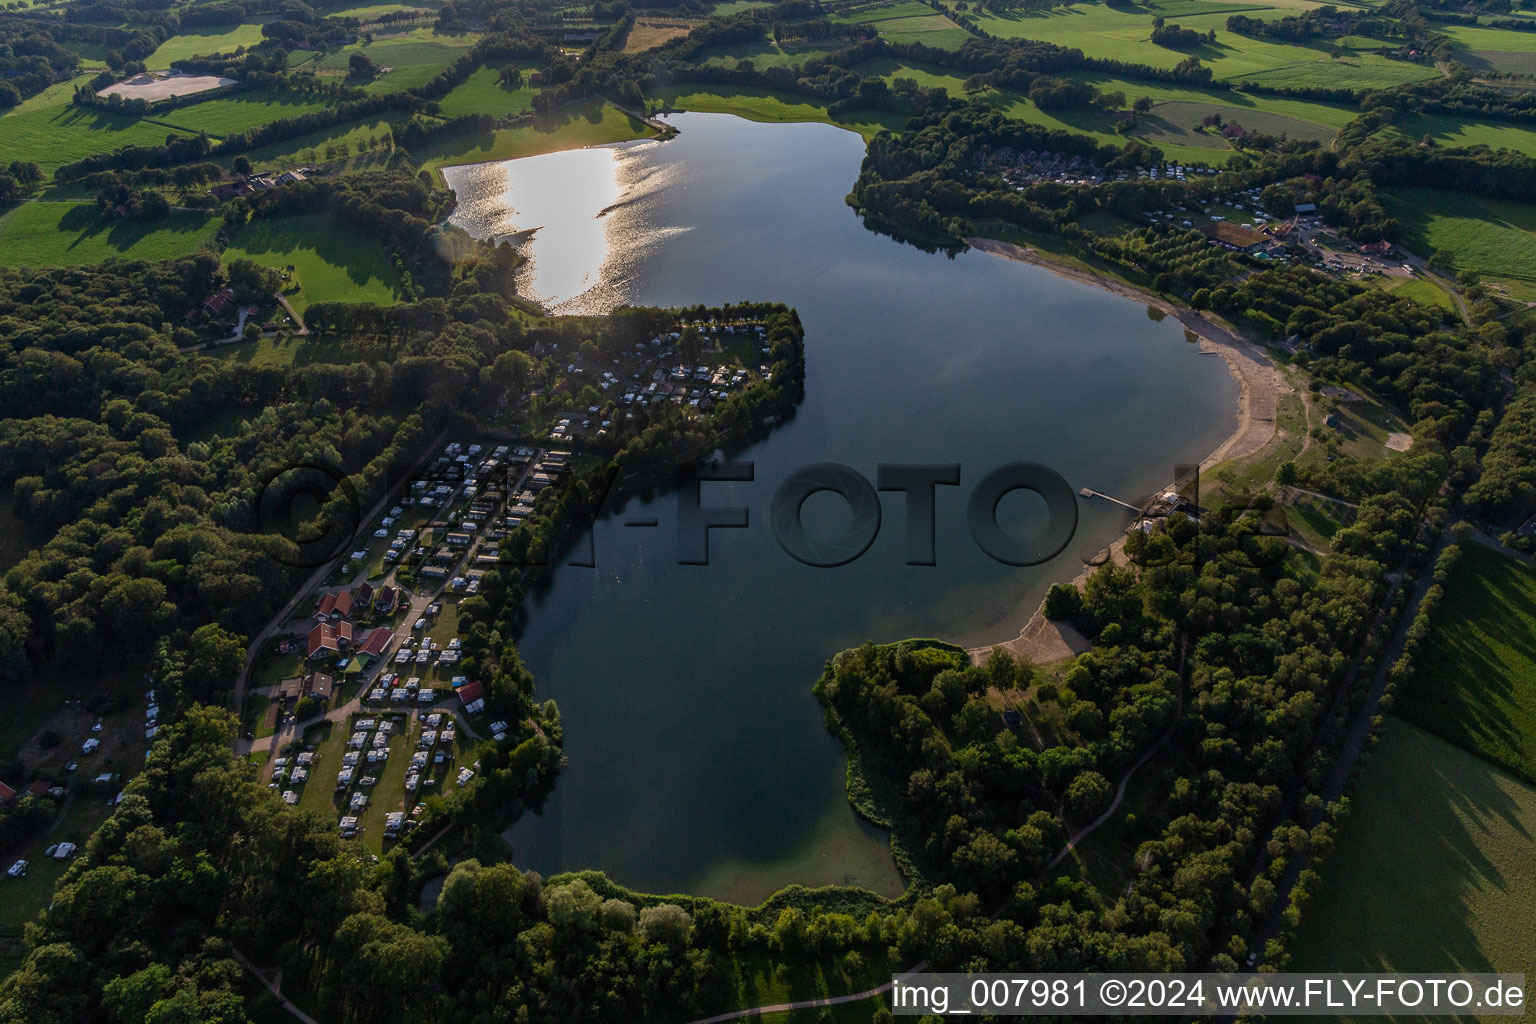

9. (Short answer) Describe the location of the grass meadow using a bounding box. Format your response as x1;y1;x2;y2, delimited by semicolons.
952;0;1437;88
1383;112;1536;157
1381;188;1536;289
1294;720;1536;994
0;202;219;267
151;89;335;137
1398;541;1536;785
0;90;194;175
434;65;539;118
223;214;400;311
145;22;270;67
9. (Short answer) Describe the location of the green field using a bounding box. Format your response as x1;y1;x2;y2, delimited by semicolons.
960;0;1437;88
145;23;271;67
0;94;196;176
1438;20;1536;53
326;1;438;18
0;202;219;267
653;85;907;141
851;56;1352;164
151;89;335;137
1384;275;1454;310
1148;99;1335;141
1461;48;1536;74
312;30;481;94
215;116;404;174
1381;188;1536;287
223;215;400;311
435;65;538;118
1383;113;1536;158
417;100;658;173
1294;720;1536;989
872;12;971;46
697;38;852;68
1398;542;1536;784
827;0;937;23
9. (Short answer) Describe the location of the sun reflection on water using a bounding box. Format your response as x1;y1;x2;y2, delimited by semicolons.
442;139;686;315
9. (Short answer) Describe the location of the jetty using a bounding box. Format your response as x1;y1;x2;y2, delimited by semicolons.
1078;487;1141;513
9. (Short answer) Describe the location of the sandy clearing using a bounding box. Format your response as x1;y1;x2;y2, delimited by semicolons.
97;72;237;101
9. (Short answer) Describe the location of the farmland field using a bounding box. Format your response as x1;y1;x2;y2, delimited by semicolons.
696;38;851;68
151;89;335;136
0;95;196;175
872;13;971;46
960;1;1438;87
1381;188;1536;287
435;65;538;118
216;116;404;174
1398;542;1536;784
1385;275;1454;310
223;214;401;311
1143;99;1337;143
1382;112;1536;157
827;0;937;23
313;30;482;93
145;23;271;67
0;202;219;267
1294;720;1536;990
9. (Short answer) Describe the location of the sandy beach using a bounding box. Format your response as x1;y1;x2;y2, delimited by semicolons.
963;236;1289;665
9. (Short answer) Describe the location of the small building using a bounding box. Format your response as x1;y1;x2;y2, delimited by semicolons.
314;590;354;622
1294;202;1317;215
307;620;354;660
0;782;14;805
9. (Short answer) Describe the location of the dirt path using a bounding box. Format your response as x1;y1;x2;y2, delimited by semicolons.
681;963;929;1024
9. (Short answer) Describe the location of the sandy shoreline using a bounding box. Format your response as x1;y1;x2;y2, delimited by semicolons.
963;237;1289;665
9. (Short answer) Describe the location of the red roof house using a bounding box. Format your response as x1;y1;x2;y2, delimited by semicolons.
0;781;14;804
358;627;394;658
456;679;484;706
314;590;354;622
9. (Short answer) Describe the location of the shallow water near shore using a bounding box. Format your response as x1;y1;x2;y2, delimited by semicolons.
442;112;1237;904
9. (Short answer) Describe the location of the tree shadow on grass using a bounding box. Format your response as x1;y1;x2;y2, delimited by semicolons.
1299;722;1536;987
233;215;397;292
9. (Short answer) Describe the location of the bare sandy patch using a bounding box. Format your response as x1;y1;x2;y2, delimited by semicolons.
97;72;237;101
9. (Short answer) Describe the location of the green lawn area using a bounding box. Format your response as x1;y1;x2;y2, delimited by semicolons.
652;86;906;141
0;202;219;268
1143;98;1337;143
696;38;852;69
873;12;971;46
145;23;271;68
416;100;658;174
1438;20;1536;53
0;94;196;176
1294;720;1536;990
213;116;404;174
326;1;437;17
1384;274;1454;310
1381;188;1536;287
961;1;1436;87
435;64;538;118
827;0;936;22
313;30;481;94
1382;112;1536;158
1398;542;1536;785
0;796;116;933
223;214;400;312
150;89;335;137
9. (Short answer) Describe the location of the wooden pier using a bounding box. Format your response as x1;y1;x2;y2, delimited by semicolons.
1079;487;1142;513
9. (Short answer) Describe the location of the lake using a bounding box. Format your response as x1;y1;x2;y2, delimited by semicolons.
441;112;1237;905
